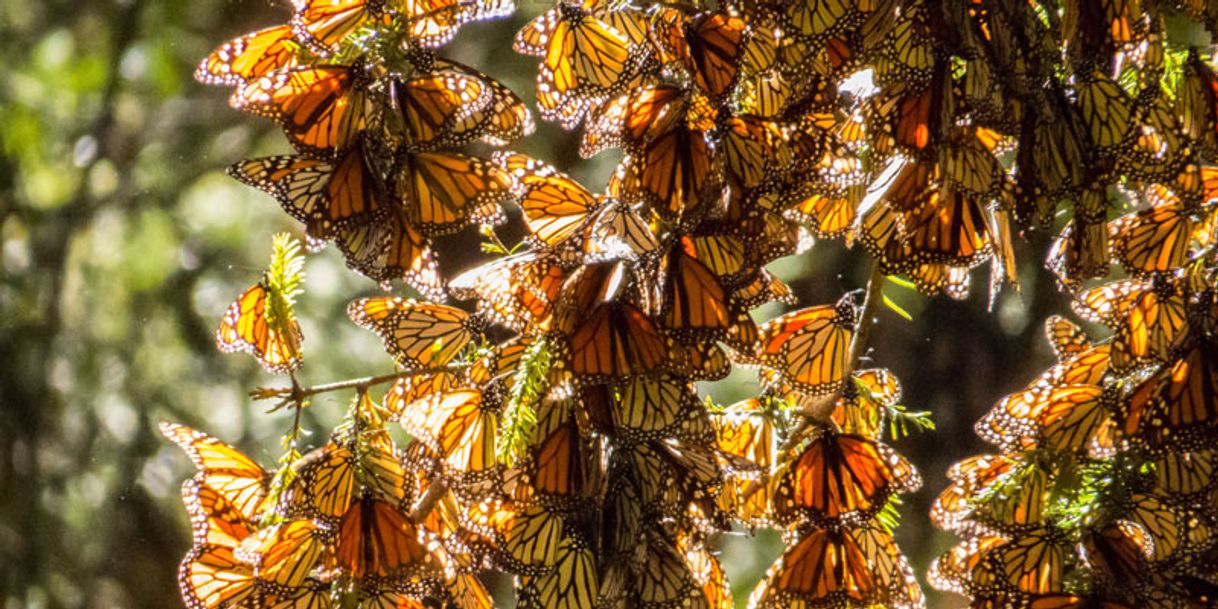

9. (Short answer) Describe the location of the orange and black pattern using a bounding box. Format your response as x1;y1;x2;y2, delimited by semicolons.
175;0;1218;608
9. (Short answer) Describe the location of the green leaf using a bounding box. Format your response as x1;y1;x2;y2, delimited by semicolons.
882;294;913;321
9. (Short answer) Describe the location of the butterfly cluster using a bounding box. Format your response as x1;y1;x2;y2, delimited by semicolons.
172;0;1218;608
198;0;528;300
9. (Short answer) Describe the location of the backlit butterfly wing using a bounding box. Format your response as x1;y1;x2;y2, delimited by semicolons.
215;281;304;374
516;3;633;127
348;297;480;369
279;443;357;520
292;0;381;54
396;151;511;236
332;207;444;299
236;519;326;587
450;252;568;332
233;64;369;156
228;143;387;240
1045;315;1090;364
773;430;919;524
751;527;876;608
330;495;435;580
498;152;599;246
399;389;498;480
161;423;269;520
178;544;256;609
195;25;299;87
182;478;256;549
753;296;857;396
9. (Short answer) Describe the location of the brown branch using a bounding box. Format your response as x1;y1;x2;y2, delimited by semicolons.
739;261;887;502
250;365;467;405
796;261;886;422
408;479;449;523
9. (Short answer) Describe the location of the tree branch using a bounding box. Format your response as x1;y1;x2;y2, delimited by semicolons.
250;365;468;406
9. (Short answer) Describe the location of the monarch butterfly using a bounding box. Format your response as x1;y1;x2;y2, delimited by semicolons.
463;501;565;575
649;9;748;101
1076;71;1135;152
972;461;1052;533
563;302;673;379
348;298;480;369
515;1;633;127
182;478;255;550
1123;493;1186;561
391;72;495;151
330;494;436;580
428;56;535;146
450;253;568;332
228;141;388;241
1121;341;1218;451
779;0;872;44
627;528;713;609
830;368;901;439
1082;522;1150;584
867;76;949;159
496;152;600;246
751;526;876;608
612;117;719;224
711;404;775;525
784;188;859;240
1179;49;1218;156
383;371;461;419
610;375;702;441
872;0;935;85
279;443;356;520
1109;188;1198;277
931;455;1015;532
626;439;722;518
161;423;269;521
659;244;757;348
1013;99;1087;226
235;519;326;587
1035;384;1111;454
331;206;444;298
395;151;511;236
515;532;599;609
232;63;371;156
901;183;993;268
601;462;643;562
399;389;498;482
178;544;257;609
676;530;733;609
1152;449;1217;496
752;295;857;396
1046;315;1091;364
215;280;304;375
721;115;791;190
972;527;1067;594
522;411;590;504
926;534;1007;596
195;25;299;87
291;0;385;53
582;199;661;263
773;428;919;525
1074;278;1189;374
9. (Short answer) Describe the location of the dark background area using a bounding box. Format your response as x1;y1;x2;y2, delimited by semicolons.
0;1;1081;607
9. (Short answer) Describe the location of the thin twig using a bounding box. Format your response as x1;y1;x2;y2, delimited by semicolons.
739;261;887;501
250;366;466;405
408;479;449;523
796;261;886;421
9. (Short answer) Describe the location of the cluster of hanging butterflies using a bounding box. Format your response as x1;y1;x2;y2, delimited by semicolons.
176;0;1218;608
197;0;528;301
923;1;1218;607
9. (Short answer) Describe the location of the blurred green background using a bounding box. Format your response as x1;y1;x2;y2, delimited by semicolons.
0;2;1080;608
